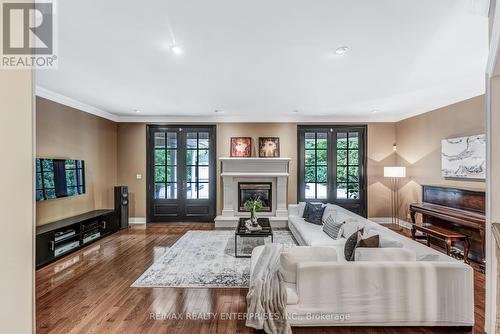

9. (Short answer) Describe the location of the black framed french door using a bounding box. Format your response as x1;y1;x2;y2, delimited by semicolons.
147;125;216;222
297;125;367;217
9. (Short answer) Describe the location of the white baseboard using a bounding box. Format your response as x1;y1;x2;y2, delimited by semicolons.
129;217;146;225
369;217;412;230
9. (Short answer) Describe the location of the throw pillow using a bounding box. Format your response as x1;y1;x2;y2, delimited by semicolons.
357;234;380;248
304;205;326;225
364;229;404;248
344;228;364;261
302;202;322;219
350;234;380;261
322;214;344;240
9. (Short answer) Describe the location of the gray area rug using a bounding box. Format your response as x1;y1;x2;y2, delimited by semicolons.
132;230;297;288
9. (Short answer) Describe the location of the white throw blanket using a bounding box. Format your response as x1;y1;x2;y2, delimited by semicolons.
246;244;291;334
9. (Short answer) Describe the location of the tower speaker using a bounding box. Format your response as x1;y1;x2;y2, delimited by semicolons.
114;186;129;229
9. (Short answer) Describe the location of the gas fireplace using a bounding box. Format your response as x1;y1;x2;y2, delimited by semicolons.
238;182;272;212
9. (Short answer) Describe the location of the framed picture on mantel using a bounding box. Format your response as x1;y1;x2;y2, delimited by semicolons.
259;137;280;157
230;137;252;157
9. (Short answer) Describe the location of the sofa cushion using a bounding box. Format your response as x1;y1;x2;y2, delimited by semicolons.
364;229;404;248
322;214;344;240
280;246;338;283
298;202;307;217
288;215;346;247
354;247;417;261
342;219;361;238
322;204;337;222
344;229;364;261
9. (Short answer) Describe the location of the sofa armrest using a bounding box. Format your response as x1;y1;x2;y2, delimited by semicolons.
295;261;474;324
288;204;299;216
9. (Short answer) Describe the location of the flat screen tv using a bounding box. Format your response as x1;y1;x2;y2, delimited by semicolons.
36;158;85;201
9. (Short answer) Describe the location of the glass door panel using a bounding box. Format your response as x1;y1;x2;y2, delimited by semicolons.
298;125;366;217
148;126;216;222
303;132;328;199
185;131;211;200
154;132;178;199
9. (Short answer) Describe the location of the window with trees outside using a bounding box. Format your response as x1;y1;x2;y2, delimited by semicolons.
298;125;367;217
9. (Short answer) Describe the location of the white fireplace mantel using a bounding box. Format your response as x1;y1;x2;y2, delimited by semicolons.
215;157;290;228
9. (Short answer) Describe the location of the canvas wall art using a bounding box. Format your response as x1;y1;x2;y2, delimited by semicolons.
441;134;486;179
230;137;252;157
259;137;280;157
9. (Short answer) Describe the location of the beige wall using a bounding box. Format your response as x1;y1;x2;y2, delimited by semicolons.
0;69;34;329
117;123;147;218
367;123;397;217
36;97;118;226
395;95;486;222
216;123;299;215
115;122;396;219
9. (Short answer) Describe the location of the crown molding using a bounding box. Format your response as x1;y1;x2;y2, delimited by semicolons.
33;87;399;122
115;114;399;123
35;86;119;122
36;86;475;124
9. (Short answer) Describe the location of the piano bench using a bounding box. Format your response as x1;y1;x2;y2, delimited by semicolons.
411;224;470;264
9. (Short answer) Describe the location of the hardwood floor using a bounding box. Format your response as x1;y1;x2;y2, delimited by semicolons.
36;224;485;334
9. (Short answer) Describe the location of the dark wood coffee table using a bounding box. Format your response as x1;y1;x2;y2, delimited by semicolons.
235;217;273;258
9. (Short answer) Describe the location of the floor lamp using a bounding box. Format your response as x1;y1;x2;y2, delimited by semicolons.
384;166;406;231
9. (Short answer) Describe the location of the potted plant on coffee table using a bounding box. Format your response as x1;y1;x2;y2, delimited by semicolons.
244;196;263;228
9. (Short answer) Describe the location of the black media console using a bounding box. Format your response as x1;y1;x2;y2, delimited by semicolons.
36;209;119;268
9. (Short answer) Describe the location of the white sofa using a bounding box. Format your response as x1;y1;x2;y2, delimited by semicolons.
250;203;474;328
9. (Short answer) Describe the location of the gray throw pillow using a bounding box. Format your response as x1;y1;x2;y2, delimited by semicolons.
323;214;344;240
344;228;364;261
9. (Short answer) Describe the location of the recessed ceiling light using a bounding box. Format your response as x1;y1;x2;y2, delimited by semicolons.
170;44;182;55
335;46;349;55
292;109;299;113
371;110;378;114
134;109;141;113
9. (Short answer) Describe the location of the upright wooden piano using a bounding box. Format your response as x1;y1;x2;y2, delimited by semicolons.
409;185;485;266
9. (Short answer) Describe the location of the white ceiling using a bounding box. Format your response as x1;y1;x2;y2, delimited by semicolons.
36;0;489;122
